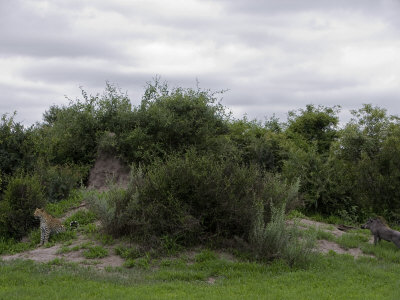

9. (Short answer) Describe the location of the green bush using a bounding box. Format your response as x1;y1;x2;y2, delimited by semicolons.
35;162;88;203
0;174;46;239
86;185;136;236
117;80;229;164
88;150;302;248
250;200;315;268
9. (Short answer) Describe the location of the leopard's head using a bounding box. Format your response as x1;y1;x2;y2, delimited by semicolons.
34;208;44;218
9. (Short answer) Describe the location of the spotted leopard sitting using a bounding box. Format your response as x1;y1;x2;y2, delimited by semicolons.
34;208;66;246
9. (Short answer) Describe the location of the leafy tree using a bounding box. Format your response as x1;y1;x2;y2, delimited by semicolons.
36;83;134;166
228;118;285;171
118;80;230;164
286;104;340;154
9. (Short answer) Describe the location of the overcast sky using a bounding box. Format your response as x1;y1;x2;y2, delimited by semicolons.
1;0;399;126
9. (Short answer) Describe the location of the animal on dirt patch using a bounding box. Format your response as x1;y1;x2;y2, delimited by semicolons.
33;208;66;246
361;217;400;249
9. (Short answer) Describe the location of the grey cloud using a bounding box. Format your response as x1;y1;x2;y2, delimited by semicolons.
216;0;392;15
1;0;399;127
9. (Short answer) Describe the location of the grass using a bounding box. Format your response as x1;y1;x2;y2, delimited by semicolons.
1;250;400;299
336;233;370;250
45;189;85;217
2;198;400;299
82;245;108;259
64;210;97;227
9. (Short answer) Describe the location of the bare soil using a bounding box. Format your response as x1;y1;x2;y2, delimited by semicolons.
1;226;125;269
292;218;374;258
87;152;130;191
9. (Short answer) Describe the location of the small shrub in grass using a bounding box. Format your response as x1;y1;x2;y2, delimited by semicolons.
38;230;76;248
123;257;150;269
0;237;33;255
29;228;41;245
57;245;75;254
95;233;114;245
195;250;217;263
83;245;108;259
115;245;144;259
85;184;135;236
302;226;335;241
79;223;97;235
250;200;316;268
287;210;306;220
47;258;67;266
161;235;182;255
45;189;84;217
336;233;369;249
65;210;96;226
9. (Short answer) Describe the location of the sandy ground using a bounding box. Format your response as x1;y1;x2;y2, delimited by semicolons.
1;217;374;268
289;218;374;258
1;227;125;269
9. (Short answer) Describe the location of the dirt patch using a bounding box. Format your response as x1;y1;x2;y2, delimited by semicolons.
292;218;345;237
317;240;370;258
88;152;130;191
1;235;124;269
289;218;374;258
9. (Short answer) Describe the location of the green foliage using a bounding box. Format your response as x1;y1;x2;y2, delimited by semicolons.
0;236;35;255
250;200;315;267
333;104;400;219
115;245;145;260
0;174;46;239
35;161;88;203
123;256;150;269
45;230;77;246
88;150;301;248
286;104;340;154
0;114;35;189
194;249;217;263
335;233;369;250
82;245;109;259
118;79;229;164
37;83;133;166
228;118;285;171
85;186;134;236
45;189;84;217
64;210;96;227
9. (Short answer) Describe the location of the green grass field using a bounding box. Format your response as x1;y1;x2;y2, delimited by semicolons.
1;196;400;299
1;249;400;300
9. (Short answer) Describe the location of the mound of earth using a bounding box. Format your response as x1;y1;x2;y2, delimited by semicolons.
87;152;130;191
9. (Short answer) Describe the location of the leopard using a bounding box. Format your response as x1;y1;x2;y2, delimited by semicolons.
34;208;66;246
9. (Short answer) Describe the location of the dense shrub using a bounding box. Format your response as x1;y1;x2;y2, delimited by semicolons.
35;161;89;203
0;114;36;191
117;80;229;164
228;118;286;171
0;175;46;239
36;84;134;166
88;150;301;246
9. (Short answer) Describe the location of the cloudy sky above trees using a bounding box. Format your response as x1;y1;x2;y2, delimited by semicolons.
1;0;399;125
